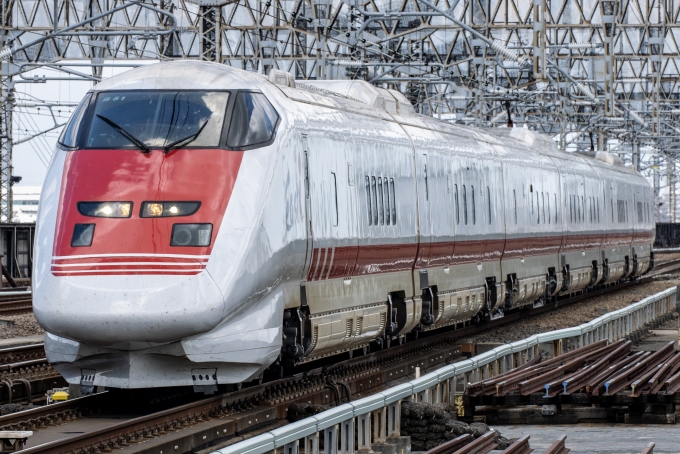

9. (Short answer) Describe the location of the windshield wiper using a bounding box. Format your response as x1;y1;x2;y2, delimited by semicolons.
163;119;209;154
96;114;151;154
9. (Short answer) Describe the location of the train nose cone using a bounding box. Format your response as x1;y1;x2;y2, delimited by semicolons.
34;272;224;347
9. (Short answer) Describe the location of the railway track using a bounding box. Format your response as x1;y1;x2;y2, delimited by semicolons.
0;288;33;315
0;343;64;405
3;259;680;453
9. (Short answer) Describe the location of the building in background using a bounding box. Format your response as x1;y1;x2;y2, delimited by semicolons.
10;186;40;223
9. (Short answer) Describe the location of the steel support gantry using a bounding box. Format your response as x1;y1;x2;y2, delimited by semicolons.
3;0;680;219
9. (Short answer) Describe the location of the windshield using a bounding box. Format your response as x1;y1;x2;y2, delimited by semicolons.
84;91;229;149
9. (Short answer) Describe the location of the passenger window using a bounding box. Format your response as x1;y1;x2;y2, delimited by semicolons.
385;178;391;226
547;193;551;224
487;187;491;225
389;178;396;224
646;202;649;223
542;192;545;224
569;195;573;224
423;156;428;201
536;192;540;224
59;93;92;148
378;177;384;225
331;173;338;226
471;186;476;225
365;176;372;225
513;190;517;225
371;177;378;225
227;92;279;149
463;185;468;225
455;185;460;225
637;201;643;223
617;199;625;223
554;193;558;223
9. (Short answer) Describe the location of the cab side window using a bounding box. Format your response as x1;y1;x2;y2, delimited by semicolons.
226;92;279;149
58;93;92;149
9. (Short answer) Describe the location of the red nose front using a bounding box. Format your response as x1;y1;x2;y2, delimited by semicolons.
52;148;243;276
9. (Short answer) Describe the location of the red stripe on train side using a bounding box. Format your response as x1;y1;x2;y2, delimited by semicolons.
305;229;654;279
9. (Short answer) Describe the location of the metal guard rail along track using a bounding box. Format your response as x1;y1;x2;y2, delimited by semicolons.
212;286;678;454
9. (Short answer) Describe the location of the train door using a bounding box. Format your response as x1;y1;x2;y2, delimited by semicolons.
303;131;359;291
299;129;364;358
302;136;314;280
414;152;432;272
414;151;452;328
499;159;528;267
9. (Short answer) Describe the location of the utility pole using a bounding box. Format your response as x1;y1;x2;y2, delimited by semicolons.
0;0;13;222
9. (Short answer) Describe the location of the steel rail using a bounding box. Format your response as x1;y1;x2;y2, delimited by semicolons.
557;340;631;396
543;435;570;454
423;434;472;454
0;344;44;364
518;341;621;396
500;435;532;454
598;342;675;396
451;431;497;454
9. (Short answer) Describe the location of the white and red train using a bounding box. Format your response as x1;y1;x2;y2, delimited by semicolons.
33;61;654;390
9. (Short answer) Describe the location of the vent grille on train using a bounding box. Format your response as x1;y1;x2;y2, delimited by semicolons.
345;319;353;339
355;317;363;336
378;313;386;332
309;326;319;353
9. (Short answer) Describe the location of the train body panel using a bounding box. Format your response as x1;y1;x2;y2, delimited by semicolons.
34;62;655;389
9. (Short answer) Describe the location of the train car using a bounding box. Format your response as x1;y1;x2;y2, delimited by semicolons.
33;61;654;391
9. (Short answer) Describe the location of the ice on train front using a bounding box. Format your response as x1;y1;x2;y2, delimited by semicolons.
33;62;283;389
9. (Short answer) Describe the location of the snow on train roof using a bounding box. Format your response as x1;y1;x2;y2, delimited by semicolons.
91;60;269;92
89;63;645;181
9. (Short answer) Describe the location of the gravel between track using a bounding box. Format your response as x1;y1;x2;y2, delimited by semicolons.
0;313;44;339
467;276;680;344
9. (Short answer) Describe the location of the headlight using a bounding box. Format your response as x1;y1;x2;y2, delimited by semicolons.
141;201;200;218
171;224;212;247
71;224;95;247
78;202;132;218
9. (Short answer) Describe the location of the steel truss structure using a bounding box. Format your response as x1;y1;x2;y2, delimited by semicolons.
3;0;680;220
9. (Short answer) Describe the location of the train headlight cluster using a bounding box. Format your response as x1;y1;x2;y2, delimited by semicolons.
78;202;132;218
141;202;200;218
170;224;212;247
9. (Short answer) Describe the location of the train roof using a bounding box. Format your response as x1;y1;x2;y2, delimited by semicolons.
91;61;647;183
91;60;270;92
